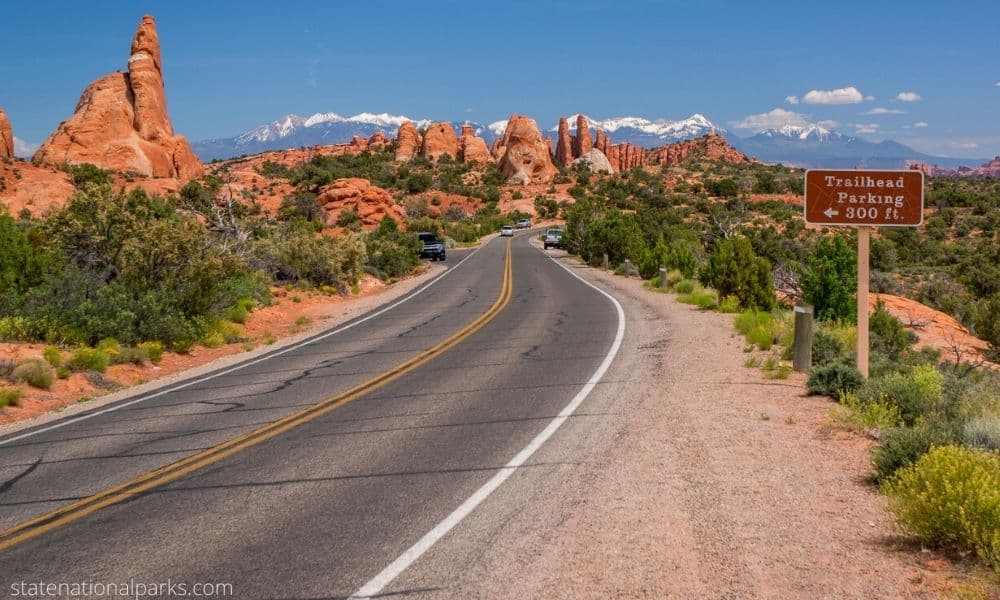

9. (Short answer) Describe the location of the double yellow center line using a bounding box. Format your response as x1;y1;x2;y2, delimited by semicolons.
0;240;513;552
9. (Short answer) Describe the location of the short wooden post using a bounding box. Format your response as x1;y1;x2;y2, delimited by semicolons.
857;227;871;378
659;266;668;288
623;259;633;276
793;304;814;373
602;253;609;270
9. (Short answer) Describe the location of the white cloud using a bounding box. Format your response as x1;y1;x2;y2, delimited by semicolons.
785;95;799;105
895;91;922;102
913;121;929;128
950;141;978;149
803;86;864;104
863;107;905;115
817;120;839;129
13;137;38;158
854;123;881;134
464;107;473;114
731;108;810;130
995;81;1000;87
865;95;876;101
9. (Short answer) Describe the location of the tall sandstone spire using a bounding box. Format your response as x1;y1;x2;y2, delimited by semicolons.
0;109;13;158
573;114;593;157
33;15;202;181
555;117;573;167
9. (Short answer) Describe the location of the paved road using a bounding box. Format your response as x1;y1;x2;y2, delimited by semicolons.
0;232;621;599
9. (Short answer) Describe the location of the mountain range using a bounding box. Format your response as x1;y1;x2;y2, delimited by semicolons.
191;111;987;169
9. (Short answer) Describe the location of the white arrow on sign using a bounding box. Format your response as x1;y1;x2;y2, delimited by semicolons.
824;207;839;218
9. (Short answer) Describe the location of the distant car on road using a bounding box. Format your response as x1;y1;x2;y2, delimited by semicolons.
543;228;563;250
516;218;531;229
500;225;514;237
418;232;446;261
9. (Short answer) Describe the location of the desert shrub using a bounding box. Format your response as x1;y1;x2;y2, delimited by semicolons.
676;287;718;310
884;445;1000;573
11;359;55;389
735;310;777;350
226;299;254;324
812;323;856;367
869;300;911;360
0;316;36;342
699;237;774;310
365;216;421;280
581;210;647;268
872;426;951;482
201;320;243;348
256;222;365;290
68;163;111;187
68;347;110;373
137;341;164;364
0;388;22;408
958;376;1000;421
858;365;944;426
674;279;697;294
838;391;901;432
42;346;63;367
802;235;856;322
807;362;865;398
718;296;741;313
964;418;1000;451
96;337;120;360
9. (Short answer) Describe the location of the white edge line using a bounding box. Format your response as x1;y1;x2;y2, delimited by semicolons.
351;245;626;599
0;243;491;447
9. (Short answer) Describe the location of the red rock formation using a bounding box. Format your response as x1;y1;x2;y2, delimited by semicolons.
367;131;388;152
614;142;645;171
555;117;573;167
594;129;609;157
315;178;405;229
0;109;13;158
394;121;421;162
495;115;558;185
420;122;458;162
457;124;493;164
910;156;1000;179
33;15;202;181
645;132;747;166
573;115;593;157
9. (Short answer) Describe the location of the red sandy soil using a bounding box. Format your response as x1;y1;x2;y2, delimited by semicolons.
0;274;394;426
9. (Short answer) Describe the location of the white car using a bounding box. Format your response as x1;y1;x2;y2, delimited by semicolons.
500;225;514;237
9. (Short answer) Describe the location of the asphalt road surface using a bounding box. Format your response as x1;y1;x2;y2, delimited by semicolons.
0;231;622;599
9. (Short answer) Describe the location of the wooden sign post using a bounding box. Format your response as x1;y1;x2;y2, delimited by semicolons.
804;169;924;378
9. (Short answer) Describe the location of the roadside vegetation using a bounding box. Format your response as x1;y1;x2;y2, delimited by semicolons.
562;157;1000;578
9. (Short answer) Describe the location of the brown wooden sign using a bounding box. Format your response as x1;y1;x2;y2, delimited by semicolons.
804;169;924;227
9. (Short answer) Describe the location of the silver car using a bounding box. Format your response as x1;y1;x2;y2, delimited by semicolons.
500;225;514;237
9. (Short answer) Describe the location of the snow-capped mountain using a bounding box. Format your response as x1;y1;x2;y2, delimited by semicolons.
543;113;724;147
731;126;979;169
193;111;464;161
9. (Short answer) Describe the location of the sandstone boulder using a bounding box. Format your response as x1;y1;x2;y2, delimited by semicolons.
33;15;202;181
555;117;573;166
420;122;458;162
458;124;493;164
316;178;405;229
367;131;388;152
0;109;12;158
572;148;616;174
394;121;421;162
496;115;558;185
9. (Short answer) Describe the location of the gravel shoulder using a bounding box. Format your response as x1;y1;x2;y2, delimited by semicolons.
459;251;974;599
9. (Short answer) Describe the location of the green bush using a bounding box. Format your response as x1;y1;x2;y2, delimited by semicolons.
674;279;697;294
872;426;950;482
869;300;912;359
68;163;111;187
884;445;1000;573
802;235;857;322
227;302;250;324
42;346;63;367
718;296;741;313
11;359;55;389
806;362;865;398
137;341;164;364
0;388;22;408
677;288;718;310
735;310;777;350
68;347;110;373
812;326;854;367
964;418;1000;451
858;365;944;426
113;346;149;365
699;237;774;310
839;391;901;432
256;223;366;289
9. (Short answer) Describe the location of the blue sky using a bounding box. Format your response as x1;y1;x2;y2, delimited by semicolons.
2;0;998;158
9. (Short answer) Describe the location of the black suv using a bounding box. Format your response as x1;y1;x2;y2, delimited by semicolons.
418;232;446;261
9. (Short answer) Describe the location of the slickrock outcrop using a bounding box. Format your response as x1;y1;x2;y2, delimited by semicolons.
573;114;593;157
555;117;573;167
645;132;747;166
33;16;202;181
458;124;493;164
316;178;405;229
420;122;458;162
910;156;1000;179
572;148;615;173
394;121;422;162
0;109;13;158
496;115;558;185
